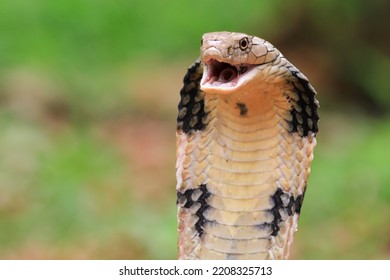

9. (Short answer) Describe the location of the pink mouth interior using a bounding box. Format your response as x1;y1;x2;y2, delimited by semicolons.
203;59;250;87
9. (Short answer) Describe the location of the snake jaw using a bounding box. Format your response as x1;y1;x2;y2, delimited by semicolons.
201;59;257;93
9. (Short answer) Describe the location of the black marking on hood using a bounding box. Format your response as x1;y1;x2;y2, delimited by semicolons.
286;69;319;137
177;59;208;134
267;188;306;236
177;184;211;237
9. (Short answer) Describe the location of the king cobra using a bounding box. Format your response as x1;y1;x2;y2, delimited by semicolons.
176;32;319;259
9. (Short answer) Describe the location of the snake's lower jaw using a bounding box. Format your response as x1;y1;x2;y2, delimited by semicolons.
200;59;257;94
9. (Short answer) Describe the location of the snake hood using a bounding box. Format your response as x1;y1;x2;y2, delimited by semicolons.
176;31;319;259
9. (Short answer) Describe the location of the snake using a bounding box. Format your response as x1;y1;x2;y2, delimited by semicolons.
176;31;319;260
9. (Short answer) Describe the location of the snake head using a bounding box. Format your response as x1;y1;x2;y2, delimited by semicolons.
200;32;278;93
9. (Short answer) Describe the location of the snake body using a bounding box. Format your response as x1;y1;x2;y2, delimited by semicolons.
176;32;319;259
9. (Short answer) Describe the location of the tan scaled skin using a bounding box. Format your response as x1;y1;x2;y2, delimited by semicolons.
201;32;277;66
176;32;319;259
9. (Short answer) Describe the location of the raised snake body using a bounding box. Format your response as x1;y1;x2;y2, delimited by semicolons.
176;32;319;259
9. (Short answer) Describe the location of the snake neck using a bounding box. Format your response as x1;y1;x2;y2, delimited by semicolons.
177;79;315;259
176;51;318;259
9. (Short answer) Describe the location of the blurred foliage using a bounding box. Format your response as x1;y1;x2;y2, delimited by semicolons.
0;0;389;259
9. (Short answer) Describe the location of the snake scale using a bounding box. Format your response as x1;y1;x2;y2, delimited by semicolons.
176;32;319;259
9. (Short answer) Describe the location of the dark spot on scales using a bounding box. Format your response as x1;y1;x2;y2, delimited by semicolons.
236;102;248;116
177;184;211;237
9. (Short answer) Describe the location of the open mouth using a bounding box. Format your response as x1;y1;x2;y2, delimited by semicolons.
201;59;255;90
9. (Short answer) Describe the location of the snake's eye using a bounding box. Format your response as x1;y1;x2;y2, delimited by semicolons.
239;37;249;50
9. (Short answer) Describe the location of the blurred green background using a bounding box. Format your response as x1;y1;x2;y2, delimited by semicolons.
0;0;389;259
